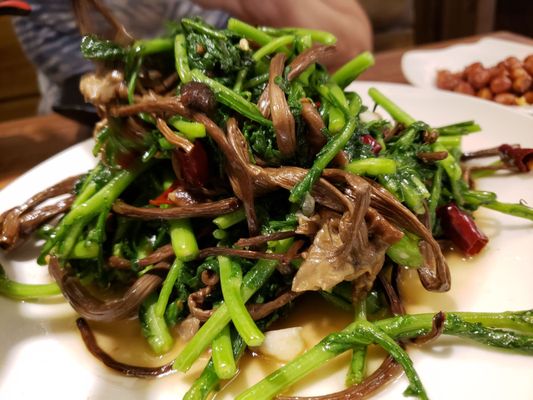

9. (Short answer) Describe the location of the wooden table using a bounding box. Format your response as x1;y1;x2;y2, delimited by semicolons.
1;31;532;189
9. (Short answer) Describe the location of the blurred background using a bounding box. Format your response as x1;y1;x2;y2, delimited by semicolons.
0;0;531;122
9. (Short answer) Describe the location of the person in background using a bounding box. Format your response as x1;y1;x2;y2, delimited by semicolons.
13;0;372;116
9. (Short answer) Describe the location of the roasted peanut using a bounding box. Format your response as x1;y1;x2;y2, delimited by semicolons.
467;67;491;89
490;75;512;94
512;75;532;94
477;87;493;100
503;56;522;70
524;55;533;76
435;54;533;106
510;67;530;80
494;93;517;105
524;91;533;104
436;70;460;90
454;81;475;96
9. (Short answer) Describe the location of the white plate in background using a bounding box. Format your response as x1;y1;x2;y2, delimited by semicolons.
1;83;533;400
401;37;533;89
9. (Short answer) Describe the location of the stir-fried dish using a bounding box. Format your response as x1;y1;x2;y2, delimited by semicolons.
1;12;533;400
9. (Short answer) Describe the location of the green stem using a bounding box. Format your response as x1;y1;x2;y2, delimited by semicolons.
0;267;61;300
155;258;184;318
433;142;463;206
70;240;100;259
184;330;246;400
428;166;443;231
331;51;375;88
211;324;237;379
368;87;416;126
38;164;146;264
481;201;533;221
386;232;423;268
347;345;367;386
243;72;269;90
174;34;192;83
436;135;462;150
328;107;345;134
218;256;264;346
168;116;206;140
170;218;199;261
237;310;533;400
290;94;361;203
252;35;294;62
183;359;220;400
182;18;227;40
190;69;272;126
347;299;368;386
437;120;481;136
213;209;246;229
173;259;278;372
233;68;248;92
345;158;397;176
134;37;174;56
227;18;273;46
127;55;143;104
289;28;337;45
236;338;340;400
73;164;104;207
141;293;174;355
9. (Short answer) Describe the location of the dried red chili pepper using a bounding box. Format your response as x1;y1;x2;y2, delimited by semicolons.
437;203;488;256
176;141;209;187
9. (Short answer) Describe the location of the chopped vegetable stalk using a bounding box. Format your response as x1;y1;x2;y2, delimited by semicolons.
182;358;220;400
433;142;463;205
218;256;264;346
435;135;462;150
227;18;273;46
0;265;60;300
38;164;146;264
437;120;481;136
386;232;423;268
236;310;533;400
190;69;272;126
213;209;246;229
182;18;227;40
168;116;206;140
331;51;375;88
345;158;397;176
174;34;192;83
328;107;345;134
252;35;294;61
170;219;199;261
184;329;246;400
133;38;173;56
368;87;416;126
141;293;174;355
155;258;184;318
428;166;443;230
346;299;368;386
211;324;237;379
173;261;274;372
290;94;362;203
481;201;533;221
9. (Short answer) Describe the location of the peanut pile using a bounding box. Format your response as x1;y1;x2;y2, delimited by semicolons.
436;55;533;105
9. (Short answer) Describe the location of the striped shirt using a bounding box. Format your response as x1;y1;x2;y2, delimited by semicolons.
13;0;229;112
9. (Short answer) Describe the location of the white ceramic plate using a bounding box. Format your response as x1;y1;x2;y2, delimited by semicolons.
401;37;533;90
1;82;532;400
401;37;533;117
